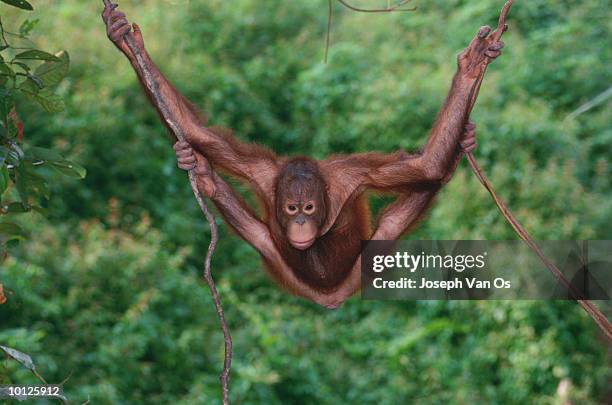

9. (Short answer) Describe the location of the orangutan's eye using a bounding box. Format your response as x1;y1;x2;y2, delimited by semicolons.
286;204;298;215
303;203;316;215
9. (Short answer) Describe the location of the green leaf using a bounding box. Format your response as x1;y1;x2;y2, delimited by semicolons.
34;50;69;87
0;222;26;241
0;0;33;10
0;346;35;370
12;61;30;72
27;146;64;162
14;50;59;62
18;75;39;93
26;73;44;89
0;165;8;194
0;62;15;78
0;88;14;119
14;163;28;203
5;202;30;213
20;88;65;112
24;170;50;200
51;160;86;179
0;146;8;166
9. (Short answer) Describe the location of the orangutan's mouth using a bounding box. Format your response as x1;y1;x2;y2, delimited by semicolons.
290;237;315;250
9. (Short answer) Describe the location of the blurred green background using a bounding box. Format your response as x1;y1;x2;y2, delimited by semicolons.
1;0;611;403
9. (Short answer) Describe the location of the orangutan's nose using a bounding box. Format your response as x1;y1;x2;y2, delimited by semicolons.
295;215;306;225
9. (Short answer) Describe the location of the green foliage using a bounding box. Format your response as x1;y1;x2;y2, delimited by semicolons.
0;8;84;259
0;0;610;403
1;217;609;404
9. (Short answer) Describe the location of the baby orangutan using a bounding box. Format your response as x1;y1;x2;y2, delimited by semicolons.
103;2;498;308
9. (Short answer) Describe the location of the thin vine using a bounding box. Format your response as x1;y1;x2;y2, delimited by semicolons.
325;0;416;62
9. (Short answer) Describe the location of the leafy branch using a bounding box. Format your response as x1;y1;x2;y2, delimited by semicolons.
0;4;85;261
1;345;89;404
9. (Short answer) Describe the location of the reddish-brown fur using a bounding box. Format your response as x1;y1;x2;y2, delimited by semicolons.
104;4;502;306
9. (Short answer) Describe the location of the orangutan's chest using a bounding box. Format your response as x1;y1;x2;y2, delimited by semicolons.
284;225;363;291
